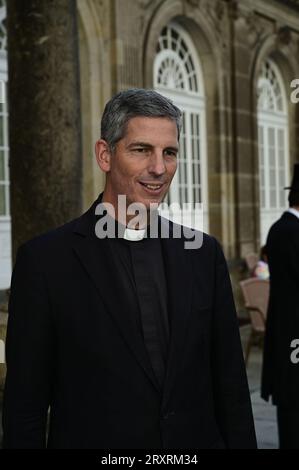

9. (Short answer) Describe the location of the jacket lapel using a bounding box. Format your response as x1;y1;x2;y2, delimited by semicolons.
71;200;161;394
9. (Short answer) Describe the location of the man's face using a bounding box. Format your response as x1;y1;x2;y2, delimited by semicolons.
97;116;179;211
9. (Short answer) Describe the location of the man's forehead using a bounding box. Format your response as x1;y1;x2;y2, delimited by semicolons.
124;116;178;140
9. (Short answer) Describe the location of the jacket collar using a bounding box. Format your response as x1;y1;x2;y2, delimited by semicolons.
282;210;299;223
287;208;299;220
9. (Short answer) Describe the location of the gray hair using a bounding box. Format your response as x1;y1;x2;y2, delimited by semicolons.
100;88;182;152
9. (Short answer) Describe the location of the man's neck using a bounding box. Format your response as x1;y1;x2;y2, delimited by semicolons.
288;206;299;220
101;190;154;229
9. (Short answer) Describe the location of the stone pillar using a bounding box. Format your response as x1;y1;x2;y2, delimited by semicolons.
231;7;260;258
7;0;82;261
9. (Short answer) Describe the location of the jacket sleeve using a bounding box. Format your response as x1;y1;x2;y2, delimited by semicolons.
211;239;257;449
290;229;299;288
2;243;54;449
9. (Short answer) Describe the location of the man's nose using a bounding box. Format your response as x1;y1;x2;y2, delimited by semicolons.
148;151;166;176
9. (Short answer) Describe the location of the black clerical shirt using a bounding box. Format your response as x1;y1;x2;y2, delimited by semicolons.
108;227;170;390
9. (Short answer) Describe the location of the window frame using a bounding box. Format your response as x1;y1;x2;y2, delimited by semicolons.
257;59;290;243
154;22;208;231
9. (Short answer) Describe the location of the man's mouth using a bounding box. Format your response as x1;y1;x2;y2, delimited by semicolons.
139;182;165;192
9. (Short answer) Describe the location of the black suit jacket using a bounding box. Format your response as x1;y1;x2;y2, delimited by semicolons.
262;211;299;406
3;196;256;449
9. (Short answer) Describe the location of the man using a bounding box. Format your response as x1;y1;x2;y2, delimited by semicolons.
3;89;256;449
262;163;299;449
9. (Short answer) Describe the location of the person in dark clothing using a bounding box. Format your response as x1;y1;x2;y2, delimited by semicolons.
3;89;256;449
262;163;299;449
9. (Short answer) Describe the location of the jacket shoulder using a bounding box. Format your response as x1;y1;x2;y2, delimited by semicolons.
163;217;222;256
16;215;81;261
268;212;299;237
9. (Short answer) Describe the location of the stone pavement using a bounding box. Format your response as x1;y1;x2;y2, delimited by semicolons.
241;324;279;449
251;392;278;449
0;305;7;449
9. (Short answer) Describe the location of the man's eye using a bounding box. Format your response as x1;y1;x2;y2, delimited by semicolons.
133;148;147;153
165;150;177;157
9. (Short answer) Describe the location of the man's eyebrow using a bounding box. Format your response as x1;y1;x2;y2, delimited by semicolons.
127;141;153;148
127;141;179;152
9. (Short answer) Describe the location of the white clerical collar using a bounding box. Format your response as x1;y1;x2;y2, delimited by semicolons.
288;208;299;220
123;227;146;241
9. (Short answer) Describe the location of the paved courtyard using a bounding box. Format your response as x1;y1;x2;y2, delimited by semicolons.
241;324;278;449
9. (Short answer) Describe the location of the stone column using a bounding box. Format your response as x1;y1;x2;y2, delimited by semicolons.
231;7;260;258
7;0;82;261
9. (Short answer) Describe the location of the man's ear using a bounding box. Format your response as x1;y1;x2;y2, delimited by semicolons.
95;139;112;173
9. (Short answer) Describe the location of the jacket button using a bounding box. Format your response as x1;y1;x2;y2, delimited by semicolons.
163;411;175;420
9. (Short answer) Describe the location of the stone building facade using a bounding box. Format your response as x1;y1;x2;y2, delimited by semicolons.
77;0;299;258
1;0;299;289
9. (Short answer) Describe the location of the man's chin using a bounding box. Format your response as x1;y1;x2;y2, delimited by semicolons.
140;196;163;209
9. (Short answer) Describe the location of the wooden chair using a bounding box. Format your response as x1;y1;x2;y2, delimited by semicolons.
240;278;270;366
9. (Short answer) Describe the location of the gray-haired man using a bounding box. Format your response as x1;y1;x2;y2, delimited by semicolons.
3;89;256;449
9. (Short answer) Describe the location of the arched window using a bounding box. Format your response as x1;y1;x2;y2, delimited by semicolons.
0;0;10;288
257;59;289;244
154;22;208;232
0;0;6;51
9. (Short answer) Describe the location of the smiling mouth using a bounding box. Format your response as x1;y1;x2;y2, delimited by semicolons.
139;182;165;191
